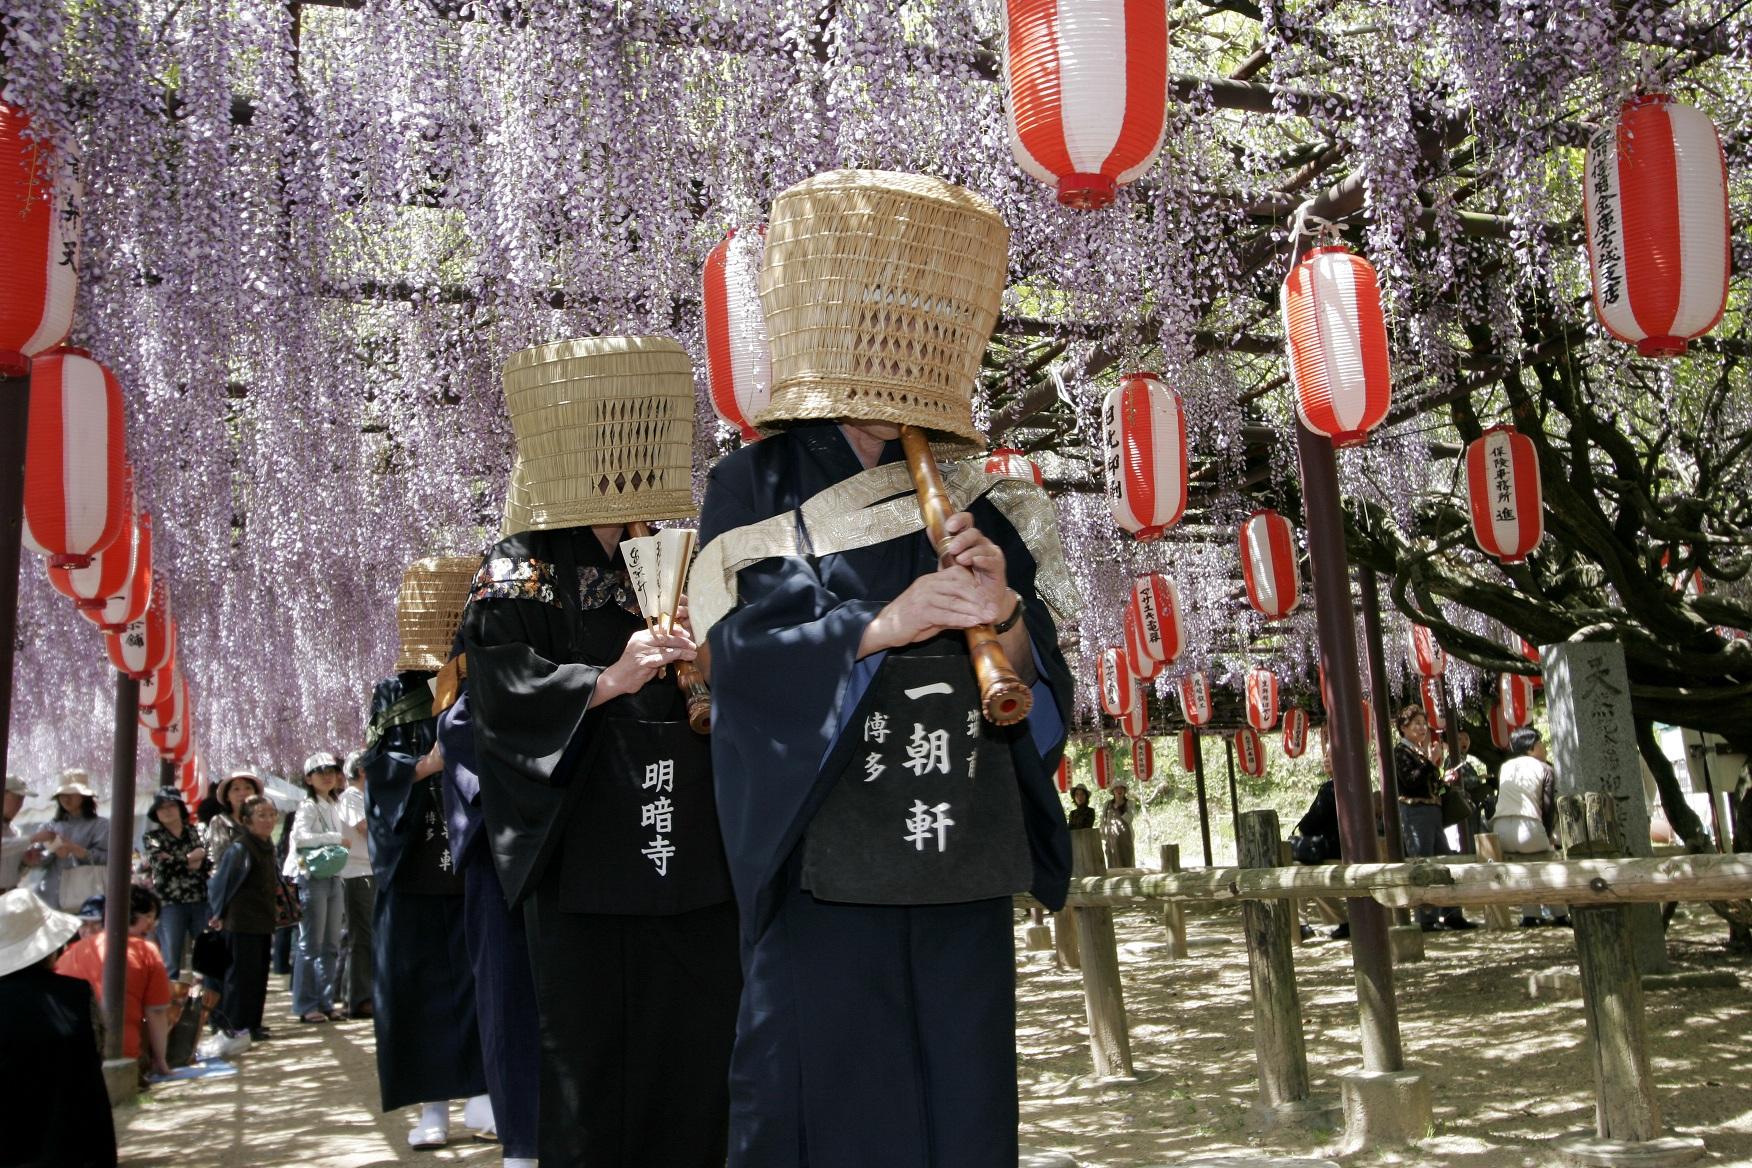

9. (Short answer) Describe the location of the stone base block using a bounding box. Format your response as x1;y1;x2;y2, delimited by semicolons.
1248;1096;1337;1133
1023;924;1054;951
1388;923;1426;964
1529;967;1584;999
102;1057;139;1106
1336;1068;1431;1153
1554;1134;1707;1167
1018;1149;1078;1168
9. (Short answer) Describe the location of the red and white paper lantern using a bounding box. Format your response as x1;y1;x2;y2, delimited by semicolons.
1499;672;1535;729
1093;745;1112;789
985;447;1044;486
1465;424;1544;563
1419;677;1445;734
1097;646;1137;718
22;347;127;569
1177;670;1212;727
1583;95;1729;358
1281;706;1309;759
1239;509;1300;620
137;658;179;726
1121;692;1149;739
1131;736;1154;783
1408;624;1446;678
0;105;79;377
1282;246;1392;447
1103;371;1187;541
1244;667;1279;731
1122;606;1163;682
144;674;186;736
104;580;174;679
1002;0;1171;210
702;226;770;441
81;511;152;632
1125;572;1182;668
1487;700;1513;750
1178;728;1198;772
1234;726;1265;778
46;484;135;609
1056;756;1070;793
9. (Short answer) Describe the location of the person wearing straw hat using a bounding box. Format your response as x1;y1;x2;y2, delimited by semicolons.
23;770;110;911
461;335;739;1168
357;556;489;1152
694;170;1077;1168
0;887;118;1167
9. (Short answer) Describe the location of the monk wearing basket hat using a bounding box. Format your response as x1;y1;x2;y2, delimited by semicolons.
461;336;739;1168
694;170;1078;1168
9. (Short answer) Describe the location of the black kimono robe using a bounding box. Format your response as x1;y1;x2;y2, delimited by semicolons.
360;671;486;1113
698;422;1073;1168
462;527;740;1168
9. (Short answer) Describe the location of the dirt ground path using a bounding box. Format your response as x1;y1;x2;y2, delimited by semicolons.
118;910;1750;1167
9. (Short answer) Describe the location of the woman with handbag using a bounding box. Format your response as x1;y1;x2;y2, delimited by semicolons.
23;771;109;910
1392;706;1476;933
285;752;354;1023
207;795;282;1042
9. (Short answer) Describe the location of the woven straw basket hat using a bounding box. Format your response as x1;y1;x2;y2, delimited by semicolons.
395;555;479;672
501;336;696;534
754;170;1010;446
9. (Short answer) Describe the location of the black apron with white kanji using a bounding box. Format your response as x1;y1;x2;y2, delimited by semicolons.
557;711;731;916
801;635;1033;905
399;777;464;896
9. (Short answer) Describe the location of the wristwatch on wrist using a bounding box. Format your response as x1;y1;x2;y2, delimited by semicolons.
992;590;1025;634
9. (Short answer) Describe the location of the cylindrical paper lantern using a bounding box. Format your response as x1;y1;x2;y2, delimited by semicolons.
0;105;79;377
1056;756;1069;793
1002;0;1170;209
104;580;173;679
1500;672;1535;729
1245;667;1279;731
1465;424;1544;563
1131;736;1154;783
1177;670;1212;727
1409;624;1446;678
1488;700;1513;750
1281;706;1308;759
1121;692;1149;739
1583;95;1729;358
1419;677;1445;734
1125;572;1182;667
1103;371;1187;541
137;658;180;728
985;446;1044;486
46;485;135;609
1282;246;1391;447
1234;726;1264;778
1093;745;1112;789
1178;728;1198;772
1239;509;1300;620
81;511;152;632
22;347;127;568
1097;646;1137;718
1123;605;1164;682
702;225;771;441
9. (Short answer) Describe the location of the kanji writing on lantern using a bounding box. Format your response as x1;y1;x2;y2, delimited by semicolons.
864;711;891;744
904;725;951;776
641;835;676;876
904;800;954;853
641;796;674;835
863;752;886;783
643;759;674;793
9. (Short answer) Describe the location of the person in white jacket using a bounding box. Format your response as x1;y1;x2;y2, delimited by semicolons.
334;751;377;1020
1490;727;1569;927
286;752;354;1023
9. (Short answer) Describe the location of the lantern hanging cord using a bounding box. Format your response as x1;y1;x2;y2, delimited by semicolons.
1285;205;1346;276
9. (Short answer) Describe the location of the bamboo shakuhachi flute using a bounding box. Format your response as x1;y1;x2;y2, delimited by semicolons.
899;425;1033;727
626;521;712;735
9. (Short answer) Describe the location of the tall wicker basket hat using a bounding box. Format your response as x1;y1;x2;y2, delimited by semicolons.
395;556;480;673
754;169;1010;446
500;336;697;535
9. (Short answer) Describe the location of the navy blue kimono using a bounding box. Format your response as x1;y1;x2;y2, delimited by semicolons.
698;422;1073;1168
360;671;486;1113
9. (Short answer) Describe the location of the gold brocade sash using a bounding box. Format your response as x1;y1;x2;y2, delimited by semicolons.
688;462;1080;642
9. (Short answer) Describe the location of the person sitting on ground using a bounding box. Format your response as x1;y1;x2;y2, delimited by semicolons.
207;795;282;1044
1066;783;1095;830
1393;706;1477;933
1490;726;1569;928
56;884;175;1078
0;887;118;1168
143;788;210;982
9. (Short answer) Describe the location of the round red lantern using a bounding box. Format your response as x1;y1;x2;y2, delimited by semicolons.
1500;672;1535;730
1121;691;1149;739
104;580;173;680
1122;605;1164;682
1177;670;1212;727
1131;736;1154;783
81;511;152;632
1583;95;1729;358
1239;509;1300;621
1093;745;1112;789
22;347;127;569
46;488;134;609
1178;728;1198;772
1234;726;1264;778
1002;0;1170;209
985;447;1044;486
1097;645;1137;718
702;225;770;441
0;105;79;377
1408;624;1446;678
1125;572;1182;667
1103;371;1187;541
1282;246;1391;447
1281;706;1309;759
1245;667;1279;731
1465;424;1544;563
1056;756;1070;793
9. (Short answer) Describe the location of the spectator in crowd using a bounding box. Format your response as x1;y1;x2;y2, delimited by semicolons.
1393;706;1476;932
201;770;263;868
1289;777;1349;939
74;894;106;940
22;771;109;910
272;803;298;978
0;887;118;1168
55;885;174;1078
143;788;210;981
1101;782;1136;868
3;774;33;892
286;752;352;1024
1441;729;1493;849
1491;726;1569;927
1066;783;1095;830
334;749;376;1021
207;795;281;1042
